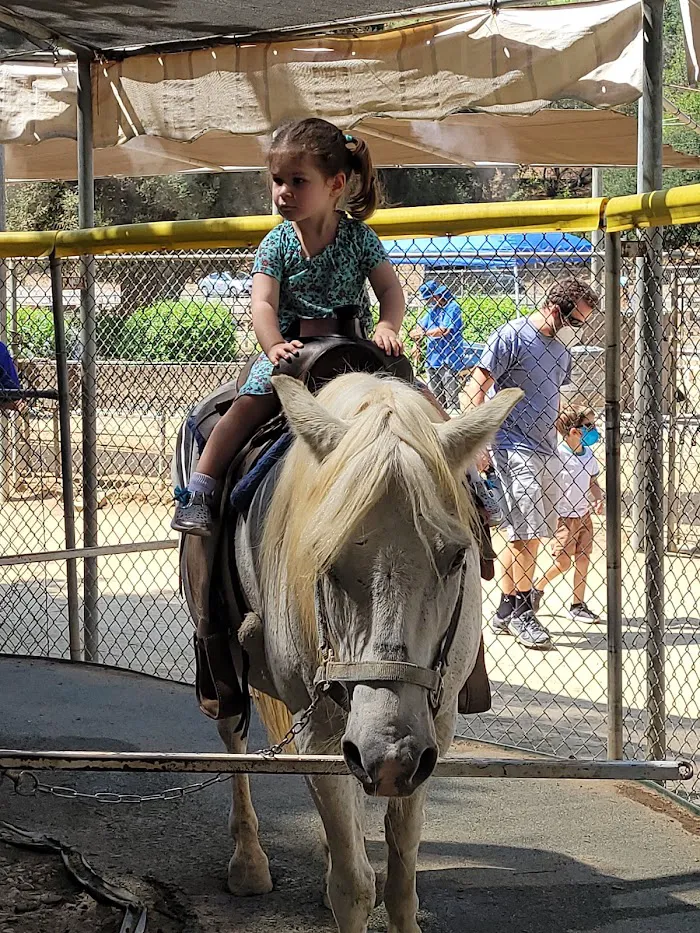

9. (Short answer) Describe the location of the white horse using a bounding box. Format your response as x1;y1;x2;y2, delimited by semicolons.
217;372;521;933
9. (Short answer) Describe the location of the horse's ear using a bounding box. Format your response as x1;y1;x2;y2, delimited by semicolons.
272;375;349;461
437;388;524;468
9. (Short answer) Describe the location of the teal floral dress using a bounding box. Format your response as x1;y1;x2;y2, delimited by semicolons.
239;214;388;395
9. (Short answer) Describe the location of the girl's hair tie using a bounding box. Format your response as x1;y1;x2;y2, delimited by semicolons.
344;133;356;146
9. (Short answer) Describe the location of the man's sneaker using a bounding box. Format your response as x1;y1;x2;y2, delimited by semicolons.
171;490;213;537
569;602;602;624
507;610;552;649
491;611;513;635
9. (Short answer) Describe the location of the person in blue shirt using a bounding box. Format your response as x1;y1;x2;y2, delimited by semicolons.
0;340;21;410
410;281;466;412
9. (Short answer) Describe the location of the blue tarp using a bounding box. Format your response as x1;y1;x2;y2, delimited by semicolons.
384;231;592;269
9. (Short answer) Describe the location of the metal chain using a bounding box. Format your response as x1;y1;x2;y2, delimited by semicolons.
0;692;323;806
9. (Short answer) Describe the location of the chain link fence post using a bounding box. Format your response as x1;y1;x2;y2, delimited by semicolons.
605;231;623;760
50;252;81;661
78;53;100;661
640;227;666;763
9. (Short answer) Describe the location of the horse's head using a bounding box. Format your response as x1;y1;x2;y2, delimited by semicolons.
267;373;521;797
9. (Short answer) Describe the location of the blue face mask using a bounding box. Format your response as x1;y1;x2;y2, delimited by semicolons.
580;426;600;447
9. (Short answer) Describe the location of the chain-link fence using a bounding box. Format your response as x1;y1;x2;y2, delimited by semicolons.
0;194;698;807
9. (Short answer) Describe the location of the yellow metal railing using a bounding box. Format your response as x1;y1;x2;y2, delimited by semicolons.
2;183;700;259
0;197;607;259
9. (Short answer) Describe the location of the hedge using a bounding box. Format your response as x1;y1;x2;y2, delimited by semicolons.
112;300;239;363
15;300;240;363
15;293;524;366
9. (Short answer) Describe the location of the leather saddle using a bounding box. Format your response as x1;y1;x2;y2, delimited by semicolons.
183;325;491;724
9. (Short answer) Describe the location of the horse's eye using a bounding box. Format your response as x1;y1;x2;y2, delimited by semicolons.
355;536;368;547
446;548;466;575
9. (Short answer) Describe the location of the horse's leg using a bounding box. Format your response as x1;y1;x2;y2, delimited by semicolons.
217;717;273;895
383;786;429;933
306;774;376;933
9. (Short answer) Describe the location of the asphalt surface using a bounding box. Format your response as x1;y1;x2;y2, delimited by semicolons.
1;656;699;932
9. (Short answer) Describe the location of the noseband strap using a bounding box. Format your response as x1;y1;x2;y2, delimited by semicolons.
313;564;467;712
314;660;441;693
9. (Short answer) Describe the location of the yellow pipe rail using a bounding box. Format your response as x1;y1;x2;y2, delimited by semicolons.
0;198;607;259
3;184;700;259
605;183;700;233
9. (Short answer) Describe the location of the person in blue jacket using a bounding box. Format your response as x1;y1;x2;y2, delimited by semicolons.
0;340;21;410
410;281;466;412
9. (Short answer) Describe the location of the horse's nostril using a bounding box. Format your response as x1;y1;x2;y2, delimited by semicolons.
413;745;438;787
342;740;372;785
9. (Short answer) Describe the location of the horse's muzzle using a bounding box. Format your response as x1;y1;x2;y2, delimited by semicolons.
342;736;438;797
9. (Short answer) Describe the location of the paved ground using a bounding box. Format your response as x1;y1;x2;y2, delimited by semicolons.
1;657;699;933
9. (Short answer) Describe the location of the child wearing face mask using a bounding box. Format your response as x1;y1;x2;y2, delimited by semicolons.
532;404;604;623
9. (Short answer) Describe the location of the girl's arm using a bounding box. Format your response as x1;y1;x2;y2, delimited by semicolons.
251;273;302;363
369;261;405;357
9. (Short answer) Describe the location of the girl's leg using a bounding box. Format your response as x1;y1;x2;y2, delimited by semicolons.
172;392;278;536
197;393;278;479
535;550;572;593
572;551;591;605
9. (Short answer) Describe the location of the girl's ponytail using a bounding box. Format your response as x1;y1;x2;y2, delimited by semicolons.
345;136;381;221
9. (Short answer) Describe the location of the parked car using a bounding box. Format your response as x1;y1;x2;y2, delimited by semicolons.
197;273;252;300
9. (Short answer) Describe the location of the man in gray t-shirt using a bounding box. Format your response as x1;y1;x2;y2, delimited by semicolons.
465;279;598;649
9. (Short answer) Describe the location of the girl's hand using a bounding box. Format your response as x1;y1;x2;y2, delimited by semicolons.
268;340;303;364
593;497;605;516
374;323;403;357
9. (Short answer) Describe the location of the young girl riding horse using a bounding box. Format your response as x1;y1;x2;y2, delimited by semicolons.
172;117;405;536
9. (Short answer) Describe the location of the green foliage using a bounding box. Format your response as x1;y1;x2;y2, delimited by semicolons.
15;301;241;363
459;295;524;342
111;300;239;363
15;306;56;357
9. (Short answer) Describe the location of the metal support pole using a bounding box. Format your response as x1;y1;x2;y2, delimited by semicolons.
77;53;99;661
605;232;623;760
591;168;604;291
637;0;666;763
0;749;693;782
666;273;679;552
50;254;81;661
0;143;9;503
632;0;665;555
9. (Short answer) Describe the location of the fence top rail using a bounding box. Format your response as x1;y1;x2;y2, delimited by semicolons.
0;198;606;259
606;183;700;233
6;182;700;258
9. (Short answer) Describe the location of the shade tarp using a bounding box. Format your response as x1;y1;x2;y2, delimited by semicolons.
0;0;439;58
384;231;592;267
5;110;700;182
90;0;642;145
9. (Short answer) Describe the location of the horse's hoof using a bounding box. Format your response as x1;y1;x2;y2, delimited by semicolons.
227;851;273;896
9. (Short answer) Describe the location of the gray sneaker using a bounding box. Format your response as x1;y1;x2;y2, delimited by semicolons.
569;602;602;624
507;610;552;649
171;490;213;537
491;611;513;635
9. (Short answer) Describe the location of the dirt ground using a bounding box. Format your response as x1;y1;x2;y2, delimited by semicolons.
0;844;186;933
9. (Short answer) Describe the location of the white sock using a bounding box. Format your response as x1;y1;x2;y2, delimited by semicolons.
188;472;216;496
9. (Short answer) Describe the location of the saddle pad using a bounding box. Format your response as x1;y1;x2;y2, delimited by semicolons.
230;431;293;514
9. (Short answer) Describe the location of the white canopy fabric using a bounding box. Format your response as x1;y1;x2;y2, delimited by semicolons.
93;0;643;145
5;110;700;181
0;0;643;151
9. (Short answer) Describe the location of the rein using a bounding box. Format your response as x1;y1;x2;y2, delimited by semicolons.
312;563;467;714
